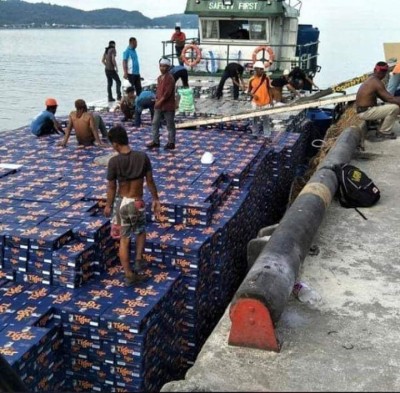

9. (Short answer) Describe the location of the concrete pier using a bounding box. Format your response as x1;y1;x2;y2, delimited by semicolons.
162;124;400;392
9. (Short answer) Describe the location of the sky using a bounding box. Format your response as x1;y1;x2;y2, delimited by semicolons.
23;0;188;18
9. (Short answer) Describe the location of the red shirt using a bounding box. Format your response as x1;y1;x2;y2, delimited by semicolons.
155;73;176;111
171;31;186;47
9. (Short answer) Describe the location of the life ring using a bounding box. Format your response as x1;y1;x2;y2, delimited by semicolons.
182;44;202;67
252;46;275;68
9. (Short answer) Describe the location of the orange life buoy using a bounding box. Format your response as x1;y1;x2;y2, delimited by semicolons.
252;46;275;68
181;44;202;67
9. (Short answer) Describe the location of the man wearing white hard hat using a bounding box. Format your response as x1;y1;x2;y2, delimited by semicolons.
247;61;273;109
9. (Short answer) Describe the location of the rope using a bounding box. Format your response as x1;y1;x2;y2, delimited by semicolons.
288;102;362;204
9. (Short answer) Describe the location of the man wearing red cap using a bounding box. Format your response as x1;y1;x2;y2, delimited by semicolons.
31;98;64;137
356;61;400;139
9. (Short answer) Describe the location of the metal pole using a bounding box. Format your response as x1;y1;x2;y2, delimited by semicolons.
228;126;362;351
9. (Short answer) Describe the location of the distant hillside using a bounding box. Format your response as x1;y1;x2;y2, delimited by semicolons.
0;0;198;28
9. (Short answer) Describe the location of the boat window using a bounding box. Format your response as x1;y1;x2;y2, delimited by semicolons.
201;19;219;39
248;21;268;40
200;18;269;41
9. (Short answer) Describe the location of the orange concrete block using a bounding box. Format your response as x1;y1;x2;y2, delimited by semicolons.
228;298;280;352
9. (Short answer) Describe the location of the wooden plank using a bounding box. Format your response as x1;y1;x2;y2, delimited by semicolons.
176;93;357;129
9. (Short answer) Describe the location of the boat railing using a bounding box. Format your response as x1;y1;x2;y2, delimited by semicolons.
162;38;320;76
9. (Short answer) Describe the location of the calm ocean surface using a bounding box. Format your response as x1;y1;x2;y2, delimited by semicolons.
0;21;398;132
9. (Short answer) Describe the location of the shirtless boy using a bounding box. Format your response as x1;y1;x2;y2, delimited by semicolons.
104;125;161;286
59;99;104;147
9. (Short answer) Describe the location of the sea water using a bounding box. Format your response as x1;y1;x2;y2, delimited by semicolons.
0;28;197;132
0;9;398;133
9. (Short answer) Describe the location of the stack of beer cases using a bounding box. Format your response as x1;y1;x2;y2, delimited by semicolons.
60;266;183;392
0;282;75;392
72;214;118;274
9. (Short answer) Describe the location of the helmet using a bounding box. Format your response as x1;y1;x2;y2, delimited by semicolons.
253;61;265;70
283;69;290;76
201;152;215;165
45;98;58;106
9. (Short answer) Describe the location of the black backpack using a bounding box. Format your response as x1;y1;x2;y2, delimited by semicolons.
333;163;380;218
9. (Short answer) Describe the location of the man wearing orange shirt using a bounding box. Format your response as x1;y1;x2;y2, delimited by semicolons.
171;26;186;66
247;61;273;109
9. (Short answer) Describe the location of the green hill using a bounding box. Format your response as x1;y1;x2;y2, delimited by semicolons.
0;0;198;28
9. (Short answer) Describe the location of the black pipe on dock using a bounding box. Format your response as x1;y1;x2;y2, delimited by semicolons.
228;126;362;352
0;354;28;393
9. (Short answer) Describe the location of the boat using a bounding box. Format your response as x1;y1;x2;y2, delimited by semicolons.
162;0;321;79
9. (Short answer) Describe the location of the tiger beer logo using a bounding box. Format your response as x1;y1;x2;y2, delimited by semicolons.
122;298;148;308
115;345;133;357
29;288;48;300
76;300;100;310
175;258;190;268
23;227;39;236
76;380;93;390
73;339;91;349
54;292;72;304
202;227;214;235
37;378;49;390
108;266;122;276
0;303;12;313
16;306;36;321
49;222;67;228
135;288;158;296
6;331;35;341
115;366;133;378
76;358;92;368
186;218;201;226
88;220;103;229
73;315;91;325
88;289;112;298
109;322;130;332
4;285;24;296
147;231;159;240
183;237;196;246
0;347;17;356
101;279;123;287
113;308;140;317
0;271;6;279
27;274;42;284
57;201;70;209
154;272;169;283
69;243;85;253
160;234;174;242
37;352;47;365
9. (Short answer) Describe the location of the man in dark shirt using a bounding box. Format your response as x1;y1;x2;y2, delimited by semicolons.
215;62;246;100
169;65;189;88
288;67;319;92
146;58;177;150
104;125;161;286
101;40;122;102
271;69;300;102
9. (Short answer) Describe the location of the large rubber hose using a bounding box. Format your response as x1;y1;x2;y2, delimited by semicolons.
230;126;362;324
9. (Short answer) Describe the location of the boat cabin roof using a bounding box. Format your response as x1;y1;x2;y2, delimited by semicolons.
185;0;300;19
